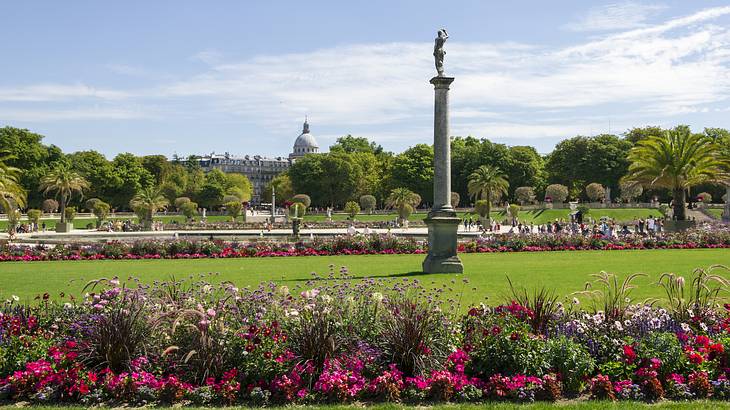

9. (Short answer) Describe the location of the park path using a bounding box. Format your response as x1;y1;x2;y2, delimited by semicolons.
686;208;715;222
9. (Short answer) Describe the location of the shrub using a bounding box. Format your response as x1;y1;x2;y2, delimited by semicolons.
225;201;242;221
291;194;311;208
619;181;643;203
92;201;111;227
515;187;536;205
180;201;198;221
508;204;520;219
41;198;58;213
222;194;240;204
344;201;360;219
585;183;605;202
85;198;101;212
545;184;568;203
64;206;77;222
174;197;191;211
26;209;42;226
359;195;377;213
474;200;490;219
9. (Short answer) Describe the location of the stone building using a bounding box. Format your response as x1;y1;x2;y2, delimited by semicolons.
196;120;319;203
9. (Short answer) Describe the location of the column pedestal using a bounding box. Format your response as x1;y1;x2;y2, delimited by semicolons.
423;214;463;273
723;187;730;223
422;75;463;273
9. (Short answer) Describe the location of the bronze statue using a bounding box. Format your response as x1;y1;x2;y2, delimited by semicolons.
433;29;448;77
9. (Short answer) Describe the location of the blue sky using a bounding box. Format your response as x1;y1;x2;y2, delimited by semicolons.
1;1;730;157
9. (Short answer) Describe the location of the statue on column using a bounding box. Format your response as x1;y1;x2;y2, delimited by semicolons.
433;29;449;77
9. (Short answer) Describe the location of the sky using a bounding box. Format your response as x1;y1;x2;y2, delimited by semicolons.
1;0;730;157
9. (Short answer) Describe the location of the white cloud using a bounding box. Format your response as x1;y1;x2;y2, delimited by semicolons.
2;5;730;145
564;1;667;32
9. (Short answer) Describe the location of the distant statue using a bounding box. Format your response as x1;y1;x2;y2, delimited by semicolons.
433;28;449;76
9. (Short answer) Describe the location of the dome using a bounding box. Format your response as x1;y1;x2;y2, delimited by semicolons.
290;119;320;159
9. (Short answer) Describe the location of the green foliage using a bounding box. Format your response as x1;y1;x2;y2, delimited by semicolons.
624;126;730;220
222;194;240;204
225;201;243;221
545;184;568;202
508;204;520;219
180;201;198;221
291;194;311;208
585;183;606;202
545;336;595;394
288;152;371;207
657;265;730;325
474;200;490;218
387;144;434;202
64;206;77;222
85;198;101;211
39;164;89;224
546;134;631;195
289;202;306;218
92;201;111;226
224;173;253;202
344;201;360;219
130;187;169;229
619;180;643;203
0;151;27;212
514;186;536;205
26;209;42;225
359;194;377;213
386;188;420;224
263;173;294;206
636;332;687;378
329;135;384;155
468;165;509;202
174;197;191;210
6;209;21;231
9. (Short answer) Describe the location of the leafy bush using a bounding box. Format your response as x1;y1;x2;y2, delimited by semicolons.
64;206;77;222
344;201;360;219
291;194;311;208
515;186;536;204
545;184;568;203
546;336;595;394
359;195;376;213
585;183;606;202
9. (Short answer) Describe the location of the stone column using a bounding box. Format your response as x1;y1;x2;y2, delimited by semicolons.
422;76;463;273
723;186;730;223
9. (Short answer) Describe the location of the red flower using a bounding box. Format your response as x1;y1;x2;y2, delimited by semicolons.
623;345;637;365
689;352;704;365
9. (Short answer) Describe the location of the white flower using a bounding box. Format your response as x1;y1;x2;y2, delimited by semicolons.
681;323;691;332
371;292;384;303
572;298;580;305
11;295;19;302
701;323;709;332
614;321;623;331
320;294;332;303
285;309;299;317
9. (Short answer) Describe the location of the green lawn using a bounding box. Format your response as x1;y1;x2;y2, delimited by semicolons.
1;249;728;306
708;208;725;219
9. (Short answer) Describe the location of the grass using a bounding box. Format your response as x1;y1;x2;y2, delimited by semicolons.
2;402;730;409
0;248;728;306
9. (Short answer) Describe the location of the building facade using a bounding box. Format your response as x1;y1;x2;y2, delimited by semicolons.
197;120;319;204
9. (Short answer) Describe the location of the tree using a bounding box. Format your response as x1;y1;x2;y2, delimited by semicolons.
505;146;546;199
508;204;520;220
225;173;253;202
108;153;154;209
585;183;606;202
288;153;361;207
85;198;101;212
329;135;383;155
67;150;117;203
7;209;21;233
26;209;41;228
514;187;536;205
619;180;643;203
222;194;240;204
92;201;111;228
263;174;294;206
291;194;312;208
0;151;27;213
129;186;169;230
359;195;377;214
41;198;58;213
544;184;569;203
387;144;434;202
0;127;63;208
451;192;460;208
624;126;665;145
623;126;730;221
386;188;421;224
39;164;89;224
467;165;509;223
225;201;243;222
141;155;170;185
545;135;631;197
344;201;360;219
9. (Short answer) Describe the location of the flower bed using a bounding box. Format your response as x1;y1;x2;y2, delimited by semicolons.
2;267;730;405
2;227;730;262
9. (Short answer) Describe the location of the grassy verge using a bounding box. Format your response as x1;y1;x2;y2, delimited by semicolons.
0;248;728;306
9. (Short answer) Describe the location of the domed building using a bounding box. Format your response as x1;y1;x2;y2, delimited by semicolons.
290;118;319;160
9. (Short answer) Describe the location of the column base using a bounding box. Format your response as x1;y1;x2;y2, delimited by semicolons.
723;205;730;223
422;215;463;274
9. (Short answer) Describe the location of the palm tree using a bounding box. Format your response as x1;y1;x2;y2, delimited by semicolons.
130;186;169;229
386;188;421;224
623;127;730;221
0;152;26;213
467;165;509;223
39;164;89;224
